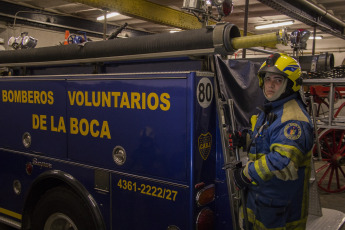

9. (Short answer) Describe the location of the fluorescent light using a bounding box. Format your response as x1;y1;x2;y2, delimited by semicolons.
309;36;323;40
255;20;294;30
169;29;182;33
97;12;119;21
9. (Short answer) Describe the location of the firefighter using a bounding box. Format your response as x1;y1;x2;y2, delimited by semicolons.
232;53;313;230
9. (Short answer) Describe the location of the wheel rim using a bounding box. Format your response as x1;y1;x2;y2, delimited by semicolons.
44;212;78;230
314;129;345;193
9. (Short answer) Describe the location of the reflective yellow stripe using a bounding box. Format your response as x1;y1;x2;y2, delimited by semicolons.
251;115;258;131
254;155;273;181
0;207;22;220
270;143;310;167
246;207;308;230
248;153;265;161
271;161;299;181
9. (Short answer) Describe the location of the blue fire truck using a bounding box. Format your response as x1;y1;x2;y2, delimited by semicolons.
0;22;342;230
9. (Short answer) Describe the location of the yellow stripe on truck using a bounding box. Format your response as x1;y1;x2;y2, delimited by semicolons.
0;207;22;220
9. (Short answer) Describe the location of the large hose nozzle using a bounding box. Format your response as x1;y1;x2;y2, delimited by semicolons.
231;28;288;50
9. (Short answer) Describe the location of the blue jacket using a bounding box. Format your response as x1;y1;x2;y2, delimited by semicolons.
244;93;313;230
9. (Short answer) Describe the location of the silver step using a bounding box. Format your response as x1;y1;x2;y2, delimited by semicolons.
307;208;345;230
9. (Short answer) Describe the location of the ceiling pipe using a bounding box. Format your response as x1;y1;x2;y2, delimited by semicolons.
293;0;345;29
257;0;345;40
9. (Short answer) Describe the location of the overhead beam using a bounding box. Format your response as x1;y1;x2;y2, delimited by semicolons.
0;1;148;38
65;0;213;30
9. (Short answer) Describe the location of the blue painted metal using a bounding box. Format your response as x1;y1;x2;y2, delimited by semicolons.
0;57;228;229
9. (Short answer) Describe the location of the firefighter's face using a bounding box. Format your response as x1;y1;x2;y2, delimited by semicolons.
263;73;285;100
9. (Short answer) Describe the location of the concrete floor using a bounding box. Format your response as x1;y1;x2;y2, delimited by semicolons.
314;160;345;230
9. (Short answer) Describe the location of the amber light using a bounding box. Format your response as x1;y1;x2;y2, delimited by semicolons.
196;208;214;230
26;162;33;175
196;184;215;206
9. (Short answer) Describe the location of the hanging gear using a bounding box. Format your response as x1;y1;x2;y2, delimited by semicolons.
229;130;247;151
257;53;302;92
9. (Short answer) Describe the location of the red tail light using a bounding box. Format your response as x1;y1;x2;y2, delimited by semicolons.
196;208;214;230
196;184;215;206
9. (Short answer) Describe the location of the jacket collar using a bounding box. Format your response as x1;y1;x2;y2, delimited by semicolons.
264;93;298;111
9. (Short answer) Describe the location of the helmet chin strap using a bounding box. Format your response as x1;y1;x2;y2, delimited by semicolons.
263;78;288;101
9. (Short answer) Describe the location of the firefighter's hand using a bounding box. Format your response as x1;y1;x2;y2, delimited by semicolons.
233;167;251;190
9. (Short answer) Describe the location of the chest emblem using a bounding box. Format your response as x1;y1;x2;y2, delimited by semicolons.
284;123;302;140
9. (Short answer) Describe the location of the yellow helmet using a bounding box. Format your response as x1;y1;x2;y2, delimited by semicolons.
258;53;302;92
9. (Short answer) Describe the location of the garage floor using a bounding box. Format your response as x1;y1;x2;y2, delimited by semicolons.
314;160;345;230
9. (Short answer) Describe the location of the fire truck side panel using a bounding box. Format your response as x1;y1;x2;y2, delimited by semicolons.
0;80;67;157
66;75;188;182
0;63;219;229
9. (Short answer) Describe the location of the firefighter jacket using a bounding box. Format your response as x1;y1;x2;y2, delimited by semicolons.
244;92;313;230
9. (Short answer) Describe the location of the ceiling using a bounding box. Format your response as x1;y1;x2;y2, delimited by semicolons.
2;0;345;55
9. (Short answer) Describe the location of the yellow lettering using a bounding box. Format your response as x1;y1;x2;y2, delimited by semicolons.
40;115;47;130
14;91;21;103
111;92;120;108
90;119;100;137
8;90;14;102
76;91;84;106
41;91;47;104
131;92;141;109
32;114;39;129
34;91;40;104
2;90;7;102
48;91;54;105
28;91;34;103
120;92;130;108
147;93;159;110
22;91;27;103
79;118;89;136
142;93;146;109
160;93;170;111
70;118;78;135
84;91;92;106
68;91;76;106
100;121;111;139
58;116;66;133
102;92;111;107
92;91;101;107
51;116;57;132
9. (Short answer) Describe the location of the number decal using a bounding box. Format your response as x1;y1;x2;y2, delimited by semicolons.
117;179;178;202
166;190;172;200
122;180;127;190
172;190;178;201
151;186;157;197
197;77;213;108
146;185;151;195
127;181;132;191
140;184;146;194
117;179;122;189
157;188;163;198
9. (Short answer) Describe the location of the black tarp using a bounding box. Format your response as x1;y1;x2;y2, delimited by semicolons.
214;56;266;130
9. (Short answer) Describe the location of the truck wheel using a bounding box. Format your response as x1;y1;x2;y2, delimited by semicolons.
31;186;97;230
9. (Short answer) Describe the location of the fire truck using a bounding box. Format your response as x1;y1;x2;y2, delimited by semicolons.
0;22;344;230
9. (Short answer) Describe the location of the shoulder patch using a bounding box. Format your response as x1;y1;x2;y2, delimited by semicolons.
282;99;309;123
284;123;302;140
